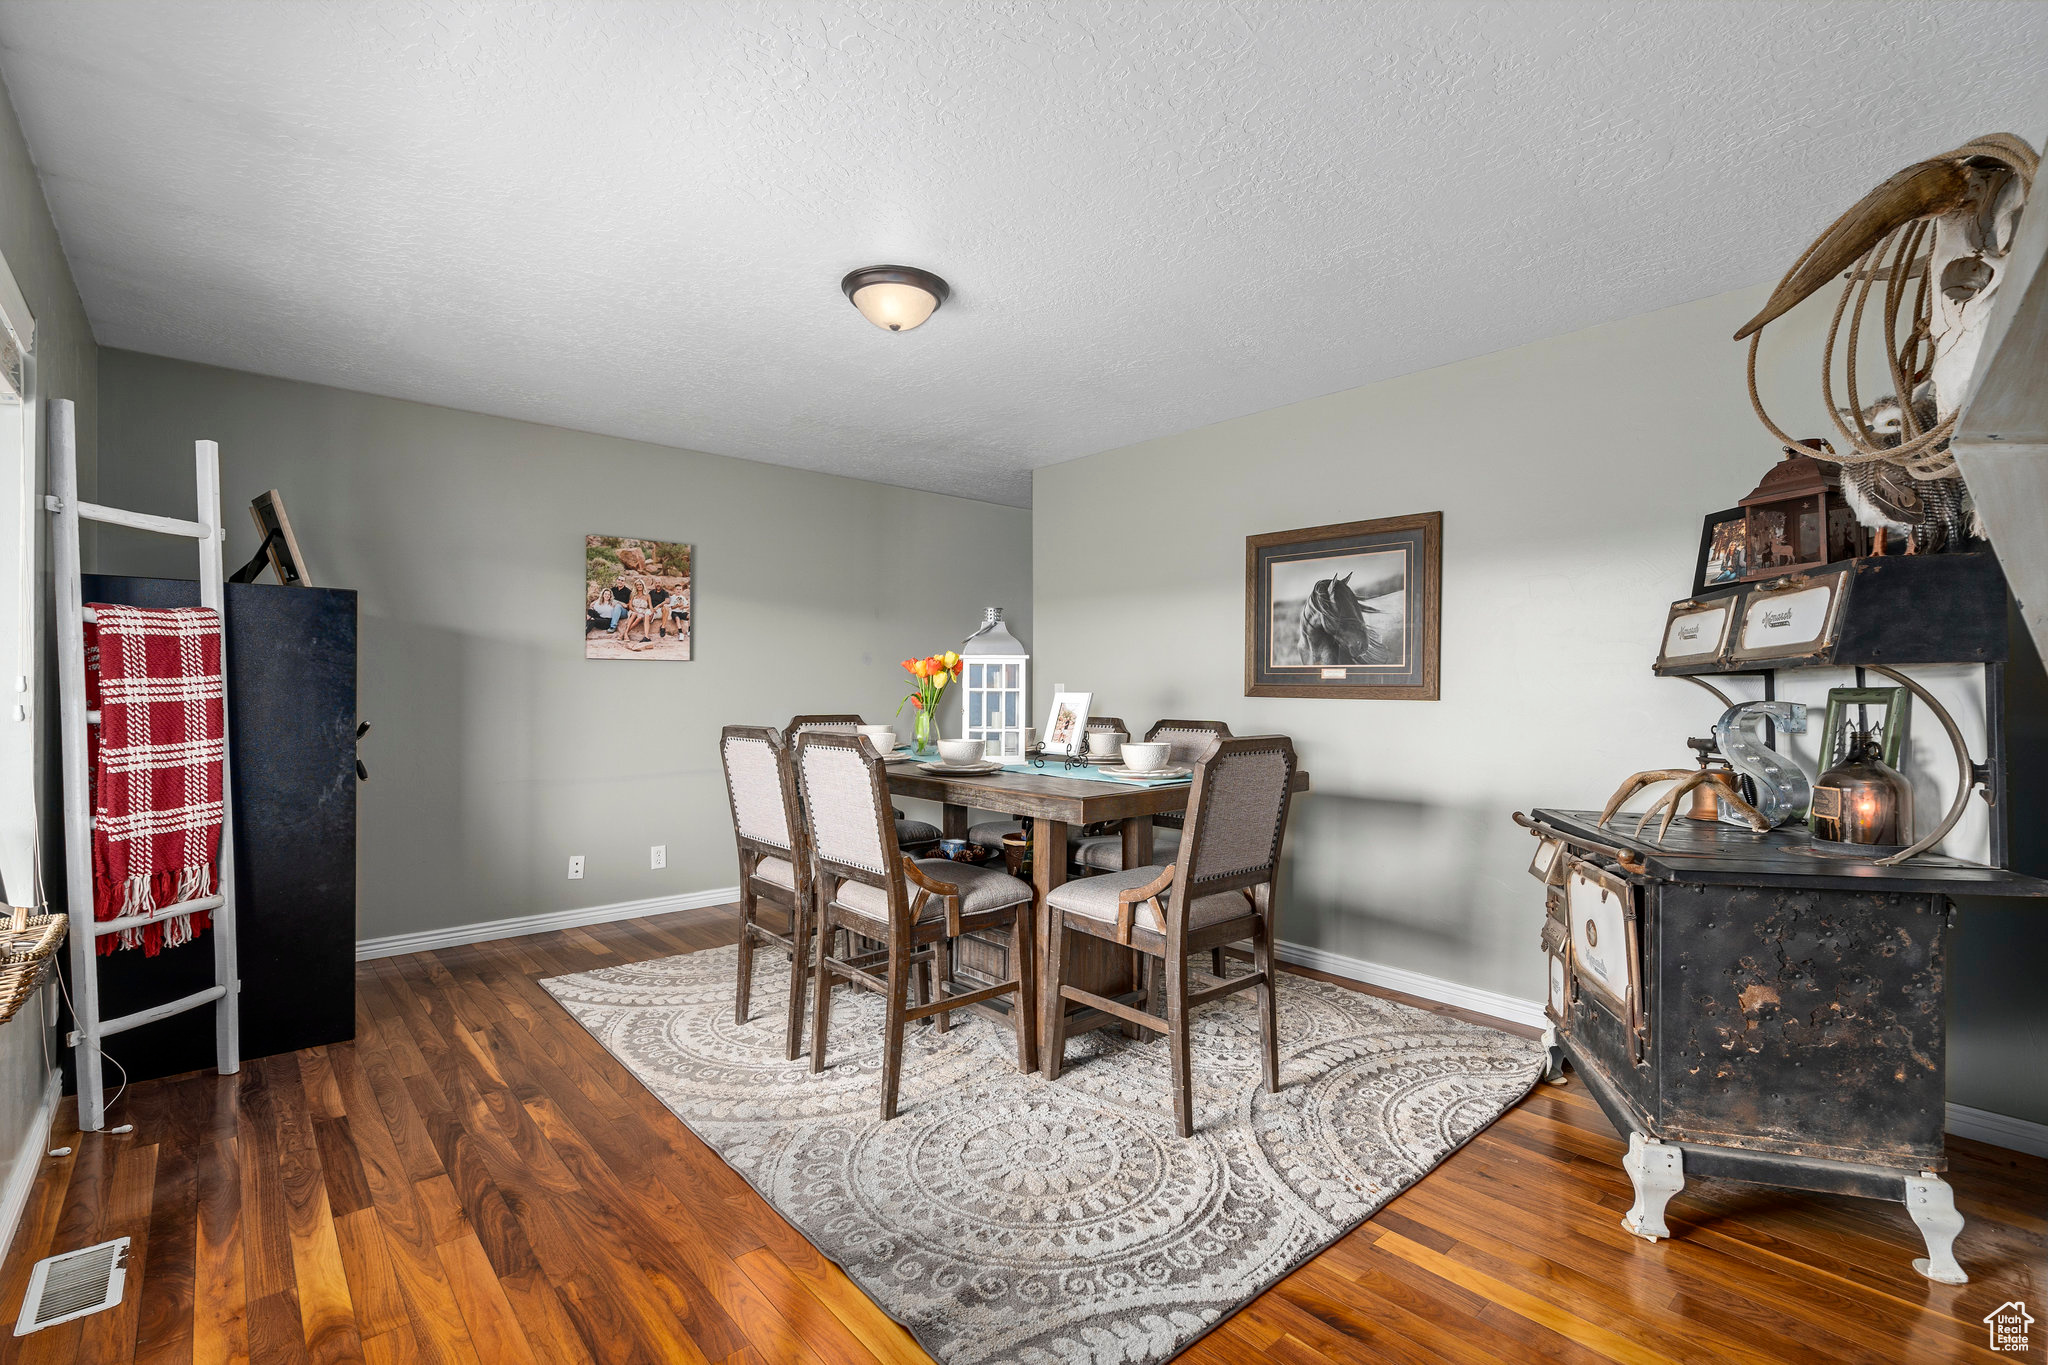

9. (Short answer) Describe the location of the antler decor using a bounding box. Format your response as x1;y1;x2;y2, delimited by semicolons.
1599;766;1770;842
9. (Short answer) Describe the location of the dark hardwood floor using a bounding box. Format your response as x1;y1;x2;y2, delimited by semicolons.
0;902;2039;1364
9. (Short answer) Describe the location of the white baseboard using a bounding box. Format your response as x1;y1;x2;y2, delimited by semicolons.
1944;1102;2048;1159
355;886;740;961
1272;939;1548;1031
1272;940;2048;1160
0;1068;62;1267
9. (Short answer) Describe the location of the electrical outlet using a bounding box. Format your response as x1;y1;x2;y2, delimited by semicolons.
650;844;666;870
567;855;585;880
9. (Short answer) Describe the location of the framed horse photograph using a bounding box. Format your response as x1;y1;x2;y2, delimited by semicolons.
1245;512;1440;699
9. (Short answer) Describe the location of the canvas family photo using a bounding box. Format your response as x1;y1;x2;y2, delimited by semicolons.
586;535;692;660
1246;512;1441;699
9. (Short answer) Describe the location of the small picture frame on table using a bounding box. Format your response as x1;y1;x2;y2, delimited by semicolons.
1693;507;1747;596
1041;691;1092;757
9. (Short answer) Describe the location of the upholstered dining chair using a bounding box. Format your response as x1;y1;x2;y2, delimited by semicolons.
1041;734;1298;1137
718;725;814;1060
1070;719;1236;972
787;714;941;852
797;732;1039;1119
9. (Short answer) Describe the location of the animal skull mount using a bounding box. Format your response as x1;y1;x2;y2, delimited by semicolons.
1735;134;2038;553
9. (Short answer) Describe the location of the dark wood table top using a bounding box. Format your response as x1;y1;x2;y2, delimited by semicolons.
885;757;1309;822
1529;808;2048;897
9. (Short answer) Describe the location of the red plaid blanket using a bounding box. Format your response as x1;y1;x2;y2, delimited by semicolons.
85;603;225;956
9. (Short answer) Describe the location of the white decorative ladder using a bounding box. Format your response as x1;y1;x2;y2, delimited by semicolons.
44;398;239;1132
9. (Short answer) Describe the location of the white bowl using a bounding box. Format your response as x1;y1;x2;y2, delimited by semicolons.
938;738;986;767
1086;730;1125;757
856;725;897;751
1120;742;1171;773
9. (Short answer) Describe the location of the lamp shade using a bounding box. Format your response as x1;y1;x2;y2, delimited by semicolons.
841;265;949;332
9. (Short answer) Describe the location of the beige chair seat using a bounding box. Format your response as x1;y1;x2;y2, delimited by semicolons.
967;820;1024;848
1046;865;1253;936
751;855;797;891
1072;827;1181;872
896;818;941;845
835;859;1033;920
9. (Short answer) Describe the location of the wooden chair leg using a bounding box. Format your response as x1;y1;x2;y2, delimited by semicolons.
1166;947;1194;1138
1121;946;1146;1041
880;945;911;1121
782;890;809;1063
1211;946;1227;979
734;883;757;1025
1008;904;1037;1074
808;908;837;1074
937;942;958;1035
1042;908;1071;1082
1252;920;1280;1095
922;948;951;1034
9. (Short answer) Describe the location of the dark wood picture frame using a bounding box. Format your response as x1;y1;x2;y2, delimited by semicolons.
229;489;314;587
1692;506;1747;597
1244;511;1441;700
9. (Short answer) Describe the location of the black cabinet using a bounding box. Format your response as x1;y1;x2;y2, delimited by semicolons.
59;575;358;1091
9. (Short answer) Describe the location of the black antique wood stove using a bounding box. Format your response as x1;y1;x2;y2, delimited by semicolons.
1519;552;2048;1285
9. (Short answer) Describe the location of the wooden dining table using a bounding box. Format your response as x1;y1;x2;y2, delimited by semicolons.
883;754;1310;1074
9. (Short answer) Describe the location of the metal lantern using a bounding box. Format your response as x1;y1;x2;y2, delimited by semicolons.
1738;441;1866;580
961;607;1029;759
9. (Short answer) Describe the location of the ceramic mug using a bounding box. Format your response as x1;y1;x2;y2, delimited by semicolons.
1086;729;1125;758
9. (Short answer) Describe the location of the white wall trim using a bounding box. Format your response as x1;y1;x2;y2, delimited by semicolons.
1944;1102;2048;1159
355;886;740;961
1273;939;1549;1031
0;1068;61;1267
1273;939;2048;1159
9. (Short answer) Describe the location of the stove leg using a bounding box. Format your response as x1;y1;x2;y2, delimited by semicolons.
1539;1026;1568;1084
1621;1133;1684;1242
1904;1172;1968;1285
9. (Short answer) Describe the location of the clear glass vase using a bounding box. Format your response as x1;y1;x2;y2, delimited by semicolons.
913;708;935;756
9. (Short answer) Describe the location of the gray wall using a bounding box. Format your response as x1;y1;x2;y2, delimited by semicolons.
0;72;94;1242
1035;283;2044;1126
94;349;1031;942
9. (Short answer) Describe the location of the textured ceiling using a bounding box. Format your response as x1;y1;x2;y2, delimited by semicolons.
3;2;2046;507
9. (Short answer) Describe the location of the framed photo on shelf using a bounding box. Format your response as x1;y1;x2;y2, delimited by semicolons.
1245;512;1441;700
1040;691;1093;756
1692;507;1747;595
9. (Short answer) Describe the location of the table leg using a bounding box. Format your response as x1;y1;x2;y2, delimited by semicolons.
1033;817;1066;1075
1120;816;1154;870
941;803;969;842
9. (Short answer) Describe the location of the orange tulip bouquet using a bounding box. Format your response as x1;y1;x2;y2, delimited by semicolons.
898;651;962;755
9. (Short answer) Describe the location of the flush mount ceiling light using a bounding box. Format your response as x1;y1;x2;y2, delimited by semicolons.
841;265;950;332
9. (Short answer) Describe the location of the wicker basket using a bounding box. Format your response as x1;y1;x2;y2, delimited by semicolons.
0;911;67;1028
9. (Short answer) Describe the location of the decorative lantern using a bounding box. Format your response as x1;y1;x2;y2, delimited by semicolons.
1738;440;1866;580
1810;731;1914;852
960;607;1029;759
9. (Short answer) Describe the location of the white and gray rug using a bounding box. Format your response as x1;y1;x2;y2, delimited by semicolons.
542;944;1543;1365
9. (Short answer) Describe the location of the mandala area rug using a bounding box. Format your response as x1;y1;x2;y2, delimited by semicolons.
541;944;1545;1365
